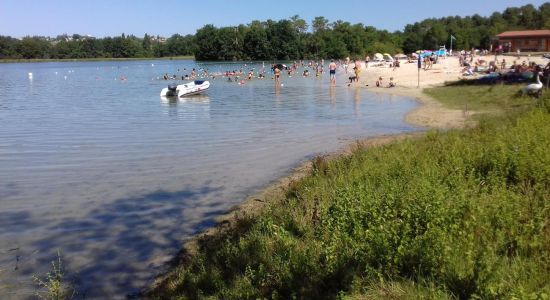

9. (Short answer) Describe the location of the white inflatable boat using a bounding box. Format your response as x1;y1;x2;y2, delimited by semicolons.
160;80;210;97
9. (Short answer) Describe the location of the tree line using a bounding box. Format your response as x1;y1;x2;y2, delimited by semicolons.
0;3;548;61
0;33;195;59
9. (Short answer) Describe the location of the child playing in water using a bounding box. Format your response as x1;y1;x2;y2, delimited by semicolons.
387;77;396;88
347;75;357;86
376;76;383;87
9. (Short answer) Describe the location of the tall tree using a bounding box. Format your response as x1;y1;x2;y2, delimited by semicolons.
194;24;220;60
312;16;329;33
290;15;308;33
142;33;152;57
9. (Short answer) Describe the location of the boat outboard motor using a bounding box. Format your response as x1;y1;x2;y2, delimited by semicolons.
165;84;178;96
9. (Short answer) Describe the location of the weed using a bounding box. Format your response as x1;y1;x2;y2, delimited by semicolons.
33;250;75;300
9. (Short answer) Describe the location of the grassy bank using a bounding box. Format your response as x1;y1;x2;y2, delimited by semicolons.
0;56;194;63
148;86;550;300
424;84;535;115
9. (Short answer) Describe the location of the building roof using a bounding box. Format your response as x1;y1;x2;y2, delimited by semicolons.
496;30;550;38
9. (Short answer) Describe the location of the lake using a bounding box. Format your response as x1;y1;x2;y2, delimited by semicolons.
0;60;418;298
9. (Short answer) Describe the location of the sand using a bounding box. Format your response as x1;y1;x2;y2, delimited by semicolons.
352;56;475;129
347;54;547;128
353;54;547;90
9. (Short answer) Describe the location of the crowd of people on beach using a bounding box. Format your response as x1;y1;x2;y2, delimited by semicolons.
157;49;549;91
158;57;404;89
457;48;549;82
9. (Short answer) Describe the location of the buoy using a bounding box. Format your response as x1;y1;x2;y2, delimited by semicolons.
280;83;284;87
151;63;154;67
28;72;33;79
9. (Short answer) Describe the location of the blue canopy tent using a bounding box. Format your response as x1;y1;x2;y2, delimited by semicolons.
419;48;447;58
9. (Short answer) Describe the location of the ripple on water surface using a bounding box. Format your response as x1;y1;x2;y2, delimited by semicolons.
0;60;418;298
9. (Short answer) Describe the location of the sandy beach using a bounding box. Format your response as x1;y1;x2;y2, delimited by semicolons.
350;56;472;130
348;54;547;128
355;54;547;89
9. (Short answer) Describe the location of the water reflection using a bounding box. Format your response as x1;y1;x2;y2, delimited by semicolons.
275;83;281;96
329;85;336;106
160;95;211;121
180;95;210;103
354;88;362;117
0;60;418;299
160;96;179;106
160;95;210;106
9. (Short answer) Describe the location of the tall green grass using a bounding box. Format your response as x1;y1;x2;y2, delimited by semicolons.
148;88;550;300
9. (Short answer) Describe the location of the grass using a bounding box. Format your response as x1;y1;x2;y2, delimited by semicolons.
424;83;535;114
33;250;75;300
0;56;195;63
147;86;550;300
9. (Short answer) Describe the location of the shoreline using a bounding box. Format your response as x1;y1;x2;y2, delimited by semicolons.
186;86;468;240
147;75;470;293
370;86;473;129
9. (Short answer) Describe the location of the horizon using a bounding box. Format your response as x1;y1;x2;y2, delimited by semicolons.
1;0;548;38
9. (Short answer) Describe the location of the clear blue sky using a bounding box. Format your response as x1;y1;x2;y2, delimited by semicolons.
0;0;547;38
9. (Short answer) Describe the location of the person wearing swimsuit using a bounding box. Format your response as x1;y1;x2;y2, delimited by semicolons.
274;67;280;83
329;60;337;85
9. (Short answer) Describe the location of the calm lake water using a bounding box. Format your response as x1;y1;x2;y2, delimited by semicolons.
0;60;418;298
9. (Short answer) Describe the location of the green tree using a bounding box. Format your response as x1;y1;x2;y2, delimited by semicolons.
540;3;550;28
0;35;18;58
518;4;539;29
244;22;271;59
290;15;308;33
166;34;194;57
16;37;51;58
142;33;152;57
423;22;447;49
195;24;220;60
312;16;329;33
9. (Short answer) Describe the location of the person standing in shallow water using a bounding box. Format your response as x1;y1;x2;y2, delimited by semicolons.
329;60;337;85
274;66;280;84
354;59;361;82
